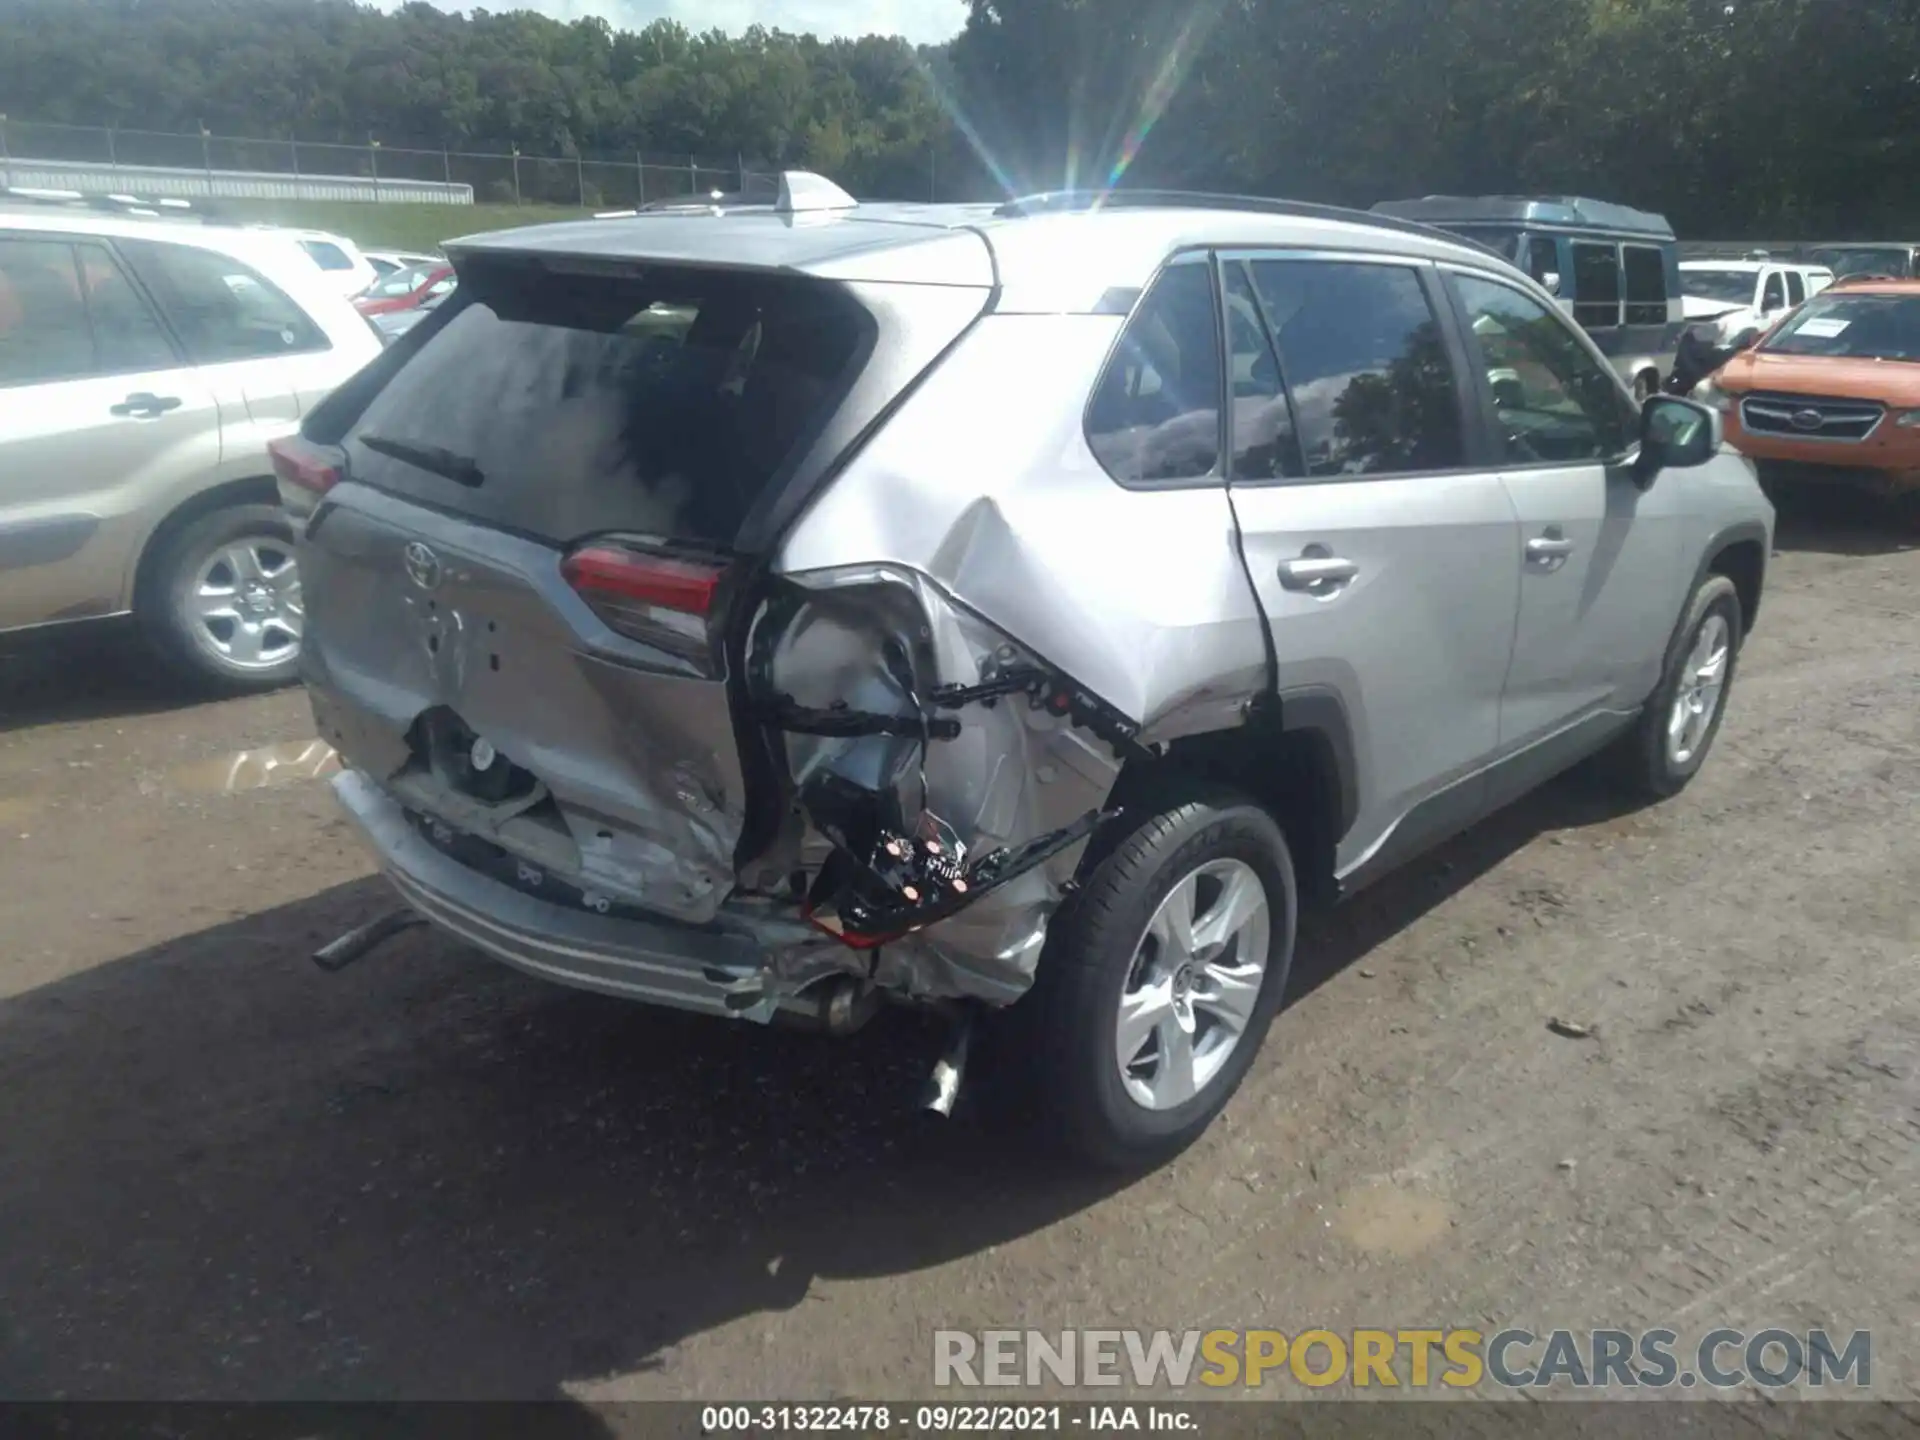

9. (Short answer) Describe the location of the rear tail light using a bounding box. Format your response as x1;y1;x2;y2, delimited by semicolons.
269;436;344;496
269;436;345;521
561;542;726;664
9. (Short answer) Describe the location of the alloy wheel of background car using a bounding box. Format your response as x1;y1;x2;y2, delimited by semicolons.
1665;611;1731;768
142;501;306;694
1114;858;1272;1112
183;534;303;674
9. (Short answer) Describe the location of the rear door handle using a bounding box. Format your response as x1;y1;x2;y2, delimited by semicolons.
1525;530;1576;571
1276;553;1359;594
110;392;182;418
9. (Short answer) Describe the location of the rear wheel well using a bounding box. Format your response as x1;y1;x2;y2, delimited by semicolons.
131;476;280;614
1100;722;1344;908
1708;538;1764;633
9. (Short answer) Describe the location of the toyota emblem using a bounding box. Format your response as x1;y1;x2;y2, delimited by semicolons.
403;541;442;591
1790;408;1825;432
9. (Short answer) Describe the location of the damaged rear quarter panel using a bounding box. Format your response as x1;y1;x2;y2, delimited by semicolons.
759;313;1270;1003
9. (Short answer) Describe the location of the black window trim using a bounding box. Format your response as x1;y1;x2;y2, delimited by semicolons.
0;233;186;390
1081;247;1228;493
1437;262;1643;475
114;234;334;366
1212;246;1496;488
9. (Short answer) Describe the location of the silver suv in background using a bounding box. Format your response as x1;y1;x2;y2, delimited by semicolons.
290;177;1772;1167
0;196;381;689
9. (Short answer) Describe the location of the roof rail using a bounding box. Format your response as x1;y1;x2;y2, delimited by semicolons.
1;185;204;221
993;188;1503;256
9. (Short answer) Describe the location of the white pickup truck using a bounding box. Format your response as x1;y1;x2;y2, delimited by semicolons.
1679;258;1834;346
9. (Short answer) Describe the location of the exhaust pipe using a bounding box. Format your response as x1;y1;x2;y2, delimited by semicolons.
921;1011;973;1118
312;908;425;973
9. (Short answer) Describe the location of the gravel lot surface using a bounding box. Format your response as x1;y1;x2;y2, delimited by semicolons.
1;492;1915;1414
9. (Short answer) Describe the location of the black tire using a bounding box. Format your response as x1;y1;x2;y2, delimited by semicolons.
139;501;303;695
1603;574;1743;800
1017;784;1298;1171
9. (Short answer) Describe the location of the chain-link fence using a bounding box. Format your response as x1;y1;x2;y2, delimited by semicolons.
0;117;777;207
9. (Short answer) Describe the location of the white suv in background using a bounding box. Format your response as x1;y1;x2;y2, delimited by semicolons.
275;227;380;300
1679;258;1834;346
0;199;381;690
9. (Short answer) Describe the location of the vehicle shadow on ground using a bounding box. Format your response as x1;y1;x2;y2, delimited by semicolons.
0;625;212;735
1768;485;1919;557
0;875;1125;1410
1284;765;1649;1004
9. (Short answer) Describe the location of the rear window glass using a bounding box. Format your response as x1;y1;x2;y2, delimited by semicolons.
299;240;354;272
344;265;873;546
1622;245;1667;326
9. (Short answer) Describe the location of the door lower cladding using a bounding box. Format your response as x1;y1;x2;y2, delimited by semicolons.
744;563;1137;1005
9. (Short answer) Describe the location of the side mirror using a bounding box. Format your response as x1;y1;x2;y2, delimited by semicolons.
1633;396;1722;489
1540;271;1562;296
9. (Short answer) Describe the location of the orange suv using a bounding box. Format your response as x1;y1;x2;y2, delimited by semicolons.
1696;276;1920;521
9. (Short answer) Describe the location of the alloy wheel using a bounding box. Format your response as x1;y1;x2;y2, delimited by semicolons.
1115;858;1272;1112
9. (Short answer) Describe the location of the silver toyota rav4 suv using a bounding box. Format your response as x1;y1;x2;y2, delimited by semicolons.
287;177;1772;1167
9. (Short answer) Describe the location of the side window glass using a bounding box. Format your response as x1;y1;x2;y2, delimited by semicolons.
119;239;328;365
1526;237;1561;288
1222;262;1302;481
1571;242;1621;329
1450;272;1637;465
1248;258;1464;477
1761;272;1786;312
1085;260;1222;484
73;243;176;374
299;240;354;273
0;238;94;386
1622;245;1668;327
1785;271;1806;306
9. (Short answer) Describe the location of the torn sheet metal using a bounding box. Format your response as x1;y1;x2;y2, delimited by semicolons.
747;563;1127;1003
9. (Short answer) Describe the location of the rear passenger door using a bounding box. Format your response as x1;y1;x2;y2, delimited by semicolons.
1442;268;1685;754
1217;251;1521;880
118;237;342;439
0;233;220;630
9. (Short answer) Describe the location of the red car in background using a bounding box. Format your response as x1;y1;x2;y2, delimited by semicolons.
354;261;454;317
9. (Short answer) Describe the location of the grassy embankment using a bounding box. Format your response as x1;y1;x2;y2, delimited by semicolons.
206;199;593;252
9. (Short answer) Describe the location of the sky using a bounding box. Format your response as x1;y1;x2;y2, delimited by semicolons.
407;0;969;44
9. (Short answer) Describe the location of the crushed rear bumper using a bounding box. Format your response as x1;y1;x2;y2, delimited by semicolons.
332;767;827;1023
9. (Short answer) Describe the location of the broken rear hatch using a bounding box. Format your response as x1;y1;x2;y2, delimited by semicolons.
291;248;988;930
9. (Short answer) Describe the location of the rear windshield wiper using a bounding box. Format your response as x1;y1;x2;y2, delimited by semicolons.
357;433;485;488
